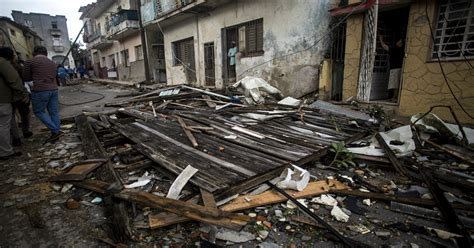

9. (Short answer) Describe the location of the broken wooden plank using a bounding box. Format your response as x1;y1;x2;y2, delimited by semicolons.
50;159;107;182
200;188;217;209
116;191;250;231
166;165;199;199
75;114;131;242
375;133;408;176
220;180;348;212
202;95;217;108
149;179;347;229
176;116;198;147
425;139;474;165
420;170;473;247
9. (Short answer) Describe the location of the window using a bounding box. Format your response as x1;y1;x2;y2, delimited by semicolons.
10;29;16;36
172;37;194;66
120;49;130;66
52;37;63;46
432;0;474;59
51;21;58;29
244;18;264;57
135;45;143;60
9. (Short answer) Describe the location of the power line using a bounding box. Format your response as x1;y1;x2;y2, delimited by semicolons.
424;0;474;119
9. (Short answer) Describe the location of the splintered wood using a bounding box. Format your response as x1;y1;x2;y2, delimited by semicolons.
111;105;368;197
148;179;348;229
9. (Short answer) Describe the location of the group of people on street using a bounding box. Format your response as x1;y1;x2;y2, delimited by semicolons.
57;65;87;86
0;45;64;160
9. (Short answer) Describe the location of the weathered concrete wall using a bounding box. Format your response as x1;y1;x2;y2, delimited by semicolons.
96;33;144;81
161;18;198;85
160;0;336;97
342;14;363;100
400;2;474;124
0;22;32;61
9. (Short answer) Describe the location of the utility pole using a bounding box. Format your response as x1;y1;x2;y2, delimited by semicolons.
62;21;87;66
137;0;151;83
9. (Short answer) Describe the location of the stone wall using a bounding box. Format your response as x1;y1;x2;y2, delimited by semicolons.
400;2;474;124
342;14;363;100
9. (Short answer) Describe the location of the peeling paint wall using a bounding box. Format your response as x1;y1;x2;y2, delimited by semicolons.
342;15;363;100
161;19;198;85
400;2;474;124
160;0;336;97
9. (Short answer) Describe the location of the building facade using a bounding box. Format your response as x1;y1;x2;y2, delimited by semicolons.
141;0;337;97
0;16;42;61
80;0;145;82
11;11;74;67
328;0;474;124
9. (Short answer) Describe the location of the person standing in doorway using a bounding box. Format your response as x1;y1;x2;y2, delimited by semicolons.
379;35;405;102
227;41;238;81
0;47;28;160
23;46;63;143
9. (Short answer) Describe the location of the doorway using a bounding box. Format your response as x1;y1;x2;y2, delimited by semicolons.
370;6;410;102
222;27;238;85
331;19;347;101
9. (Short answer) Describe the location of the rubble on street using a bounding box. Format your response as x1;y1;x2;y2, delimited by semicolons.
2;79;473;247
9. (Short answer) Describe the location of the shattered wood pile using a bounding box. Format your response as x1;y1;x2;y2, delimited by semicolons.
51;83;474;247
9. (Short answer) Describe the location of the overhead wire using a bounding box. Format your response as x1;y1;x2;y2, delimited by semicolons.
424;0;474;119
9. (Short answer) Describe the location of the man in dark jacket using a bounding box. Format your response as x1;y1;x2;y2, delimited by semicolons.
23;46;63;143
0;47;28;160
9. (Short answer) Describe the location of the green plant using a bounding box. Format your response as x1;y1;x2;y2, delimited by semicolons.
366;104;386;120
329;142;356;169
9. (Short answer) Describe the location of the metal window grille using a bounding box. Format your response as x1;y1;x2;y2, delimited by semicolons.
135;45;143;60
172;37;193;66
204;42;215;86
432;0;474;59
245;18;264;56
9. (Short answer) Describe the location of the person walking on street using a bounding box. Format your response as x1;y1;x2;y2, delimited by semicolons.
57;65;68;86
11;58;33;141
23;46;63;143
0;47;28;160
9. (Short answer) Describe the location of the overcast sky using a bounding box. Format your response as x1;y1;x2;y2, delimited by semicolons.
0;0;94;43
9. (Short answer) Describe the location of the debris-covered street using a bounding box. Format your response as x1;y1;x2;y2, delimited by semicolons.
1;78;473;247
1;0;474;247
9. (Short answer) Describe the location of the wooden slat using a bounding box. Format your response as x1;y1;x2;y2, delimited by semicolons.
149;180;347;229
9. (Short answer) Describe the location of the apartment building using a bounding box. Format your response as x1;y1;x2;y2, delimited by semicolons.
0;16;42;61
79;0;145;82
11;11;74;67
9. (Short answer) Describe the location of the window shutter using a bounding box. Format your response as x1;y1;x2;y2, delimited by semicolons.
239;26;246;53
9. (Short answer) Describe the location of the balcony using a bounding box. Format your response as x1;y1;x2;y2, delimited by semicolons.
142;0;233;27
106;10;139;40
87;35;113;50
50;28;62;36
53;46;64;52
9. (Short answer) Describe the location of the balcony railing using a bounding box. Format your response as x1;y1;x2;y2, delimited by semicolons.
154;0;195;18
50;28;62;36
53;45;64;52
105;9;138;31
85;30;102;43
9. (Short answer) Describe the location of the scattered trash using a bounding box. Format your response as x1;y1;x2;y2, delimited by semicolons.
91;197;103;204
215;229;256;243
331;205;349;222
